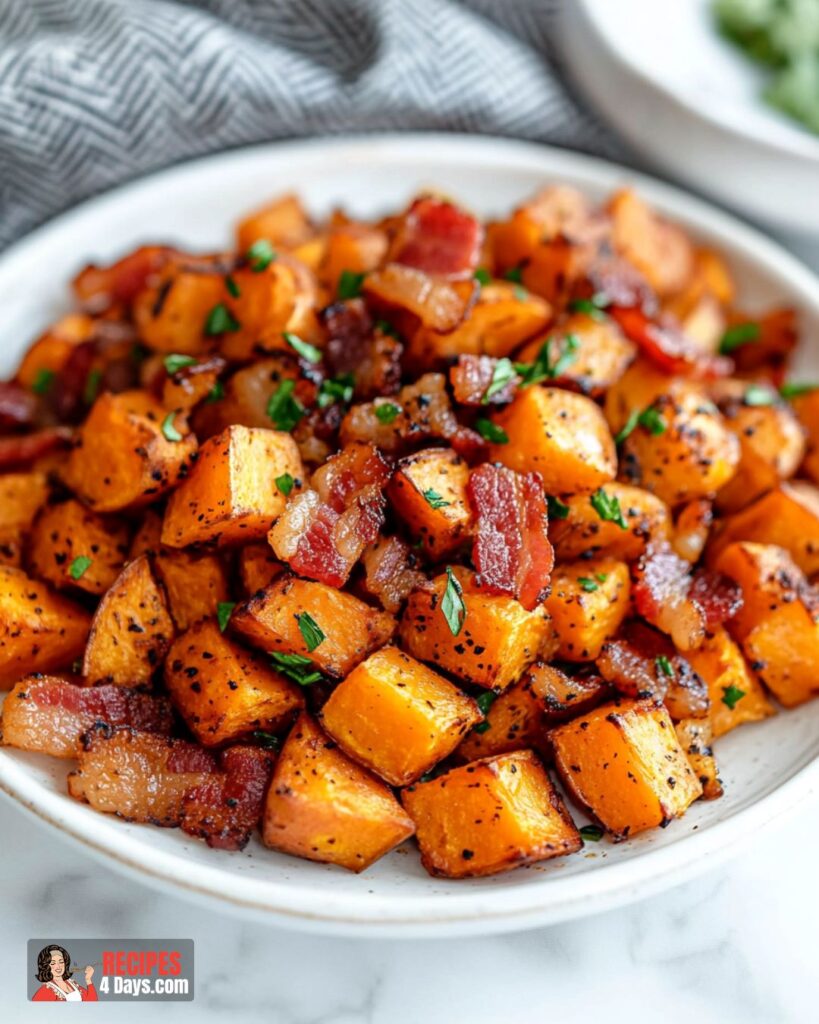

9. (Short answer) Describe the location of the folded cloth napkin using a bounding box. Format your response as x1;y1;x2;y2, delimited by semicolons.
0;0;621;250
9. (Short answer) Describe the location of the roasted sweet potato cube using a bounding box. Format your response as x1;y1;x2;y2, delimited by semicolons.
320;646;481;785
68;726;218;825
0;471;50;567
14;313;94;389
322;223;388;294
685;627;775;738
603;357;682;435
488;386;616;493
708;483;819;578
399;568;553;690
155;549;229;631
672;498;713;563
62;391;197;512
0;566;91;687
620;391;739;505
387;448;471;559
544;559;631;661
608;189;694;298
162;425;304;548
402;750;581;878
237;543;285;595
549;483;670;563
1;675;173;758
83;554;174;687
262;713;415;872
27;498;130;596
231;574;396;679
550;699;703;839
714;542;819;707
162;355;225;412
133;265;225;355
236;192;314;252
674;718;723;801
165;618;303;746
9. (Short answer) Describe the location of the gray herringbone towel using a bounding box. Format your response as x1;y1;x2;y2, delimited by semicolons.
0;0;620;250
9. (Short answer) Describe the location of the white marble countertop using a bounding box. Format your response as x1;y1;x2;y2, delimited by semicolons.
2;790;817;1023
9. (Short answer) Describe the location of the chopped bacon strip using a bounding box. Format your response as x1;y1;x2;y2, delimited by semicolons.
181;745;274;851
450;355;520;406
269;442;390;586
72;245;177;314
322;299;402;399
363;265;477;333
0;383;37;428
392;198;483;279
1;676;174;759
0;426;72;469
361;535;427;613
609;306;731;378
597;620;709;720
467;464;554;610
632;546;743;651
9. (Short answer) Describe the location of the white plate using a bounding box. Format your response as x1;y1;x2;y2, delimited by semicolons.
0;134;818;937
562;0;819;236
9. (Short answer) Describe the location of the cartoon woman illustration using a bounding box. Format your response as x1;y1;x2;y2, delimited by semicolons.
32;944;98;1002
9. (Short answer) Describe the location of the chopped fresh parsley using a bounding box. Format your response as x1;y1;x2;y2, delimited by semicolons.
578;577;599;593
270;651;323;687
474;266;491;286
69;555;93;581
337;269;366;300
246;239;277;272
205;303;240;335
637;406;667;436
206;380;224;403
83;368;102;405
283;331;322;364
252;731;280;750
590;488;627;530
375;319;399;338
31;368;55;395
296;612;325;652
161;412;183;442
441;566;466;637
225;274;241;299
375;401;401;424
217;601;236;632
163;354;197;375
547;495;570;520
595;573;608;583
722;683;746;710
569;295;609;321
267;379;305;432
515;334;580;385
719;321;760;355
655;655;675;679
422;488;450;509
744;384;776;407
318;374;355;409
513;284;528;302
579;824;604;842
780;381;818;399
482;357;517;404
504;265;524;284
275;472;295;496
614;409;640;445
473;690;497;733
475;418;508;444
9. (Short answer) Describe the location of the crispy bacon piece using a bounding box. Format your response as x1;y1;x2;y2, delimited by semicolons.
0;426;72;469
322;299;402;399
269;442;390;586
597;620;709;720
363;264;477;333
609;306;731;378
632;546;743;651
450;355;520;406
340;372;485;459
392;197;483;279
0;383;37;428
181;745;274;851
467;464;554;611
577;252;657;313
361;535;427;613
1;675;173;759
72;245;177;314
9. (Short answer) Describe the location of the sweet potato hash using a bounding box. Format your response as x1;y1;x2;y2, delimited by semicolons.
1;185;817;877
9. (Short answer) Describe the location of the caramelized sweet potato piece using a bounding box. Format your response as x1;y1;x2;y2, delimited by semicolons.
544;559;631;661
608;189;694;298
550;699;703;839
671;498;713;563
235;193;313;252
133;264;225;355
83;555;174;686
62;391;197;512
164;618;303;747
388;447;472;560
262;713;415;872
399;568;553;690
73;245;176;314
402;750;581;878
1;676;172;758
674;718;723;800
0;566;91;687
27;499;130;596
0;472;50;567
162;425;304;548
231;574;395;679
320;646;481;786
322;223;388;294
238;543;285;595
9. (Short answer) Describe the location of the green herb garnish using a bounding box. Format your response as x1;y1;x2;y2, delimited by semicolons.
780;381;819;399
637;406;667;436
579;824;604;842
504;265;524;284
719;321;760;355
252;731;280;750
655;655;675;679
475;418;508;444
83;368;102;405
318;374;354;409
570;295;609;321
205;303;240;335
337;269;366;300
722;683;746;710
275;472;295;496
441;567;466;637
32;369;55;395
161;412;183;442
217;601;236;632
474;267;491;286
513;284;528;302
69;555;93;581
481;357;517;404
246;239;277;272
515;334;580;385
283;331;322;364
547;495;570;520
375;401;401;424
163;354;197;375
578;577;599;593
473;690;497;733
266;379;305;432
423;488;450;510
296;612;325;652
225;275;241;299
590;488;627;530
206;380;224;403
744;384;777;407
270;651;323;687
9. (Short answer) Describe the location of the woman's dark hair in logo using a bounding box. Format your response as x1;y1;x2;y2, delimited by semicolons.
36;944;73;982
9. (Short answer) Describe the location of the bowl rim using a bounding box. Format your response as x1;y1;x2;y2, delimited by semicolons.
573;0;819;165
0;132;818;936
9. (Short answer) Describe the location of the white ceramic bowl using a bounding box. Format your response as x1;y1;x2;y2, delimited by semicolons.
561;0;819;237
0;134;817;937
